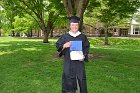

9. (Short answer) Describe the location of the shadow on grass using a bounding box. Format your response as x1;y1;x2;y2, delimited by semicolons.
0;38;140;93
0;40;63;93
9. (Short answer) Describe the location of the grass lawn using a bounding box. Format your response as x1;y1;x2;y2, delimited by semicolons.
0;37;140;93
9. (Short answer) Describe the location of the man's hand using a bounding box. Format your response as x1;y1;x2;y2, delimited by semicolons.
63;42;71;48
79;55;85;61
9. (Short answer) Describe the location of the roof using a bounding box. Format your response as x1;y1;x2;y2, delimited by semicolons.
131;19;140;25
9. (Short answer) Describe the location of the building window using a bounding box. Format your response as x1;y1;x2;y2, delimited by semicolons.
133;26;140;35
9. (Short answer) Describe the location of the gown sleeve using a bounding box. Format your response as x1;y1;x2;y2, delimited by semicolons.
83;35;90;61
56;35;66;57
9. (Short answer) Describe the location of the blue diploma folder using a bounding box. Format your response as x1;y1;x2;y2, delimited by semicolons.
70;41;82;51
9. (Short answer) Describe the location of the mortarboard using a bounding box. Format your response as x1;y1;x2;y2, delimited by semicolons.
68;16;80;23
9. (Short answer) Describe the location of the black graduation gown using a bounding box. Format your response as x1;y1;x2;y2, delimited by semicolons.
56;33;90;93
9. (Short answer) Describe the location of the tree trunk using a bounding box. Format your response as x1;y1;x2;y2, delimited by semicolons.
50;27;54;37
63;0;89;17
30;29;32;37
43;30;49;43
43;24;54;43
104;25;109;45
79;15;83;32
42;22;54;43
62;0;73;17
62;0;89;33
12;31;15;37
37;30;40;37
39;11;55;43
0;30;1;36
50;30;53;37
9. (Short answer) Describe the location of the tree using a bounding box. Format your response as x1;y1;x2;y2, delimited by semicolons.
87;0;140;45
1;0;18;36
2;0;64;43
133;9;140;22
84;0;101;29
12;14;38;37
62;0;89;31
101;0;140;45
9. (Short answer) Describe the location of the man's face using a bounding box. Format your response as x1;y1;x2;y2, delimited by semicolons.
70;23;79;33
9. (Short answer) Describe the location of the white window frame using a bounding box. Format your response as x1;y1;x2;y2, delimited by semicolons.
133;26;140;35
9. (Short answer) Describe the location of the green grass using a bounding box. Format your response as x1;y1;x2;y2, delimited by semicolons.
0;37;140;93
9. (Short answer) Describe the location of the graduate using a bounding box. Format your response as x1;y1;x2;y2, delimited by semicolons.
56;16;90;93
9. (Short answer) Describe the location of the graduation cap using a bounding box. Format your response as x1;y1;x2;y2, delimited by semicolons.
68;16;80;23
